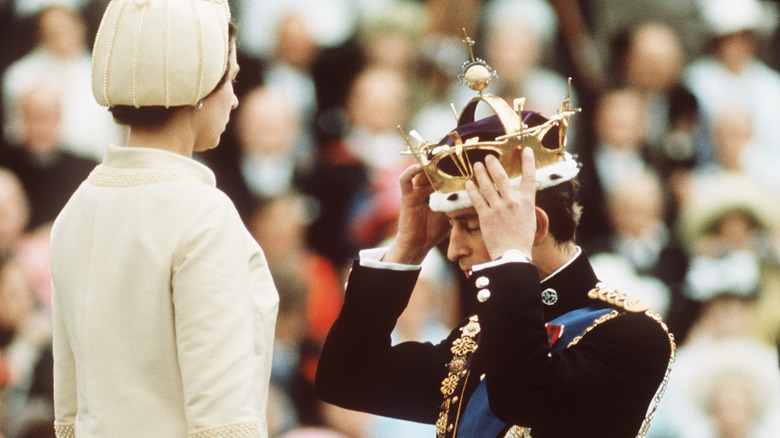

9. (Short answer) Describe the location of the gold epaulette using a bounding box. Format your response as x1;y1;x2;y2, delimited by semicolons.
587;282;650;313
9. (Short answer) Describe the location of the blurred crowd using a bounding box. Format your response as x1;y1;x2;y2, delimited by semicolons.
1;0;780;437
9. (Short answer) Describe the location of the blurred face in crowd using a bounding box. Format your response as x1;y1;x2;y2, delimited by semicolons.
236;87;298;158
715;31;758;74
607;172;664;239
248;192;309;264
20;83;63;154
710;373;760;437
365;29;416;73
38;6;86;58
623;23;683;92
486;18;540;84
193;40;239;152
594;88;646;150
346;68;408;134
275;14;317;70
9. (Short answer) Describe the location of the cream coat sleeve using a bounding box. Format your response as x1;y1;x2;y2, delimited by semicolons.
172;193;278;437
52;284;78;436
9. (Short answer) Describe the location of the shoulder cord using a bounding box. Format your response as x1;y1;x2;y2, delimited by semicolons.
567;310;677;438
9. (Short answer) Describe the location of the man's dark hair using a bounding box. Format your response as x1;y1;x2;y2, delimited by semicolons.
109;22;237;127
535;178;582;244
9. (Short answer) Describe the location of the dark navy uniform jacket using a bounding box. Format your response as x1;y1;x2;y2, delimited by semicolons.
315;252;672;437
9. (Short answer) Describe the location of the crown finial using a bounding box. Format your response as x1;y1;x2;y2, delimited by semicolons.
459;29;494;93
462;28;476;61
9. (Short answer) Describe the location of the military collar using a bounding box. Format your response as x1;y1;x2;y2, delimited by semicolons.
538;249;601;321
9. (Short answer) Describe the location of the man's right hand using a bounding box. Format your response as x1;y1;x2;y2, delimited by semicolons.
383;164;451;265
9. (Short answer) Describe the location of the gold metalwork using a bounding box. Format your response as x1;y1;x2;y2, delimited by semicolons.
437;315;481;438
587;282;650;313
505;425;533;438
636;312;677;438
451;337;478;357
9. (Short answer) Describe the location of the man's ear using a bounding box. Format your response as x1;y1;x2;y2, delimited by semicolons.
533;206;549;247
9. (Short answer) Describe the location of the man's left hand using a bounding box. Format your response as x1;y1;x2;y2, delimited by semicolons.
465;148;537;260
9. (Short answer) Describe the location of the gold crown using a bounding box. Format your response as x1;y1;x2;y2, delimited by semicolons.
401;32;580;212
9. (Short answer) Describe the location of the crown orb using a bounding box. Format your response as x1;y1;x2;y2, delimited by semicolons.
464;64;492;92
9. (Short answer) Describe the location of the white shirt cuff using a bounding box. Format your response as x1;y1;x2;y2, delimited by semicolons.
358;247;422;271
472;249;532;273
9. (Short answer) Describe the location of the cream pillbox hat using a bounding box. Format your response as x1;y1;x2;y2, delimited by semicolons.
92;0;231;108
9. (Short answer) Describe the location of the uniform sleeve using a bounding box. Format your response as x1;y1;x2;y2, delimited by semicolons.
315;262;457;424
52;283;77;438
171;194;273;437
476;262;672;436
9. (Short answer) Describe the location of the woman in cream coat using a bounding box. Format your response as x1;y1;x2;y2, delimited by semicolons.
49;1;278;437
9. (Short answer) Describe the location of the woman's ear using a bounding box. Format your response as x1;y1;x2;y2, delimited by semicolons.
533;206;549;247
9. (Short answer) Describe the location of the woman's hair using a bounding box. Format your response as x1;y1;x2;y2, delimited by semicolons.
535;178;583;244
109;22;237;127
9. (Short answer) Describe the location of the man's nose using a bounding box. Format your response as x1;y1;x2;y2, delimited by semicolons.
446;227;465;262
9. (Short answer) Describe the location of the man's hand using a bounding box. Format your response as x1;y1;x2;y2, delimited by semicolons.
383;164;451;265
465;148;537;260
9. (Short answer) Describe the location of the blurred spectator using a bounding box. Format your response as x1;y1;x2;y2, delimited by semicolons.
482;0;575;117
248;191;344;398
12;0;89;18
262;267;320;433
0;252;53;438
303;67;413;266
264;13;320;159
204;85;312;221
676;173;780;345
267;381;301;437
355;1;424;76
235;0;360;60
355;1;426;118
0;81;97;231
424;0;480;39
648;338;780;438
588;170;689;320
0;169;52;322
577;87;654;247
341;67;413;172
610;21;705;174
0;169;29;254
2;5;124;161
407;40;471;143
683;0;780;174
579;0;707;62
249;190;343;338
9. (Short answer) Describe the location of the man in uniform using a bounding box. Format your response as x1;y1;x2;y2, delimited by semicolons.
315;41;675;438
